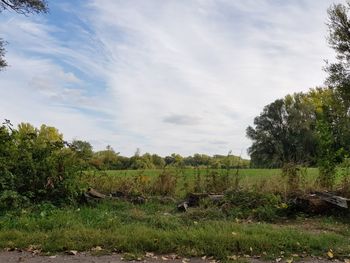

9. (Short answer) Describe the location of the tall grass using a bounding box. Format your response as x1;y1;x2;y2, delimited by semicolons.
80;168;322;198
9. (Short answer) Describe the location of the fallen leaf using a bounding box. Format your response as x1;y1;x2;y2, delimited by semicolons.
92;246;103;251
327;250;334;259
162;256;169;261
276;257;282;262
286;258;293;263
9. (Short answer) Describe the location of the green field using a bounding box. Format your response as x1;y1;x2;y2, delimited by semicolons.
81;168;321;197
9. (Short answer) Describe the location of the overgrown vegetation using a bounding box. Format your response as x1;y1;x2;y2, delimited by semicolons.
0;121;82;209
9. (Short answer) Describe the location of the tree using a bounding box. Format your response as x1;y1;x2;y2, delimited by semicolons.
71;140;93;161
325;2;350;105
246;93;317;167
0;0;48;70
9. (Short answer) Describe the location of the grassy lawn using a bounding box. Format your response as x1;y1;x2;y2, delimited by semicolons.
0;200;349;260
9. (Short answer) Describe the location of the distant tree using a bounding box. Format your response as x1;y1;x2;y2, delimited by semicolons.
151;154;165;168
71;140;93;160
70;140;93;169
91;145;119;170
164;155;175;166
0;0;48;70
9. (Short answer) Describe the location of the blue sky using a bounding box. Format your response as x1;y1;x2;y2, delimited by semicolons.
0;0;342;157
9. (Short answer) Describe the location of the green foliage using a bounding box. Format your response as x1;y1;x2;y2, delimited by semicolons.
316;118;338;189
224;190;286;222
151;170;177;196
0;122;82;209
336;157;350;197
0;190;29;210
325;2;350;104
281;163;302;192
247;93;317;168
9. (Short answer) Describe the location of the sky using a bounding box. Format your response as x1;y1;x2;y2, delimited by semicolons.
0;0;342;158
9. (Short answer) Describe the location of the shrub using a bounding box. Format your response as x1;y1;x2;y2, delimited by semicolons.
224;190;286;221
0;122;82;210
151;170;177;196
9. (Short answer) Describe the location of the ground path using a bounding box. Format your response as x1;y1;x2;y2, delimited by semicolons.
0;251;334;263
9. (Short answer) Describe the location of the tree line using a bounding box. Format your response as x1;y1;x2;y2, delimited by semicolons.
72;141;249;170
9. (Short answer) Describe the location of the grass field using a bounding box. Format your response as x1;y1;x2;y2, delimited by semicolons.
1;168;350;261
81;168;321;198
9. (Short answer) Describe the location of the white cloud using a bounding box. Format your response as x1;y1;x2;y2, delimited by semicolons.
0;0;342;157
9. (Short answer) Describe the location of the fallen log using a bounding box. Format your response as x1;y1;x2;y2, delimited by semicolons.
294;195;331;214
86;188;106;199
293;191;350;214
84;188;146;204
314;191;349;209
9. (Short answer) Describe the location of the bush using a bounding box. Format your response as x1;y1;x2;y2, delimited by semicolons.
0;122;82;210
224;190;287;221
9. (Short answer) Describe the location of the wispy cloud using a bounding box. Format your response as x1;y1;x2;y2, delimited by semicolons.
0;0;340;157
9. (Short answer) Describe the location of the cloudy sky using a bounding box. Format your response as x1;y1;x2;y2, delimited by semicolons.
0;0;341;157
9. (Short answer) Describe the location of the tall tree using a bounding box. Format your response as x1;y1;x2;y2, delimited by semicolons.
0;0;48;70
325;2;350;105
246;93;317;168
